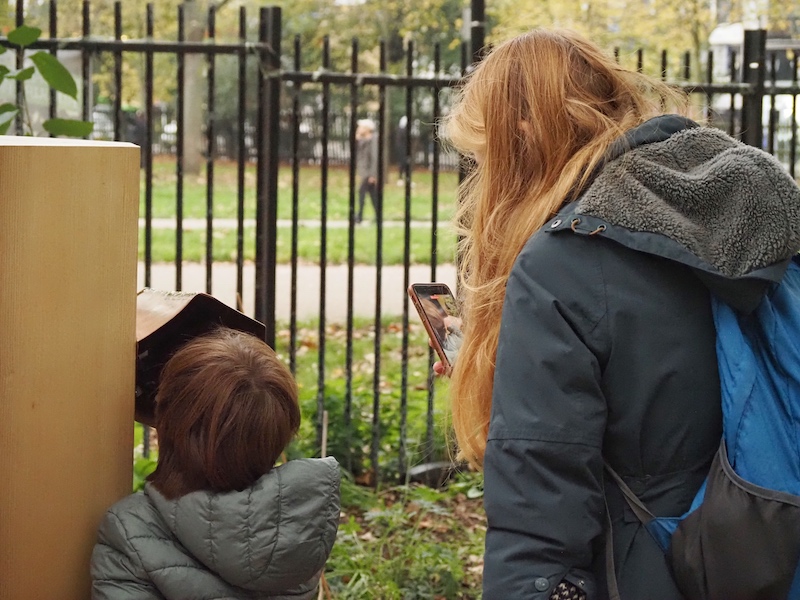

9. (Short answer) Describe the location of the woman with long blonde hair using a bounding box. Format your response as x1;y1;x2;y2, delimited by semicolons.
441;29;800;599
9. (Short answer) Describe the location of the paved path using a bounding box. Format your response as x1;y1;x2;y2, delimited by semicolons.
139;217;456;321
138;261;457;321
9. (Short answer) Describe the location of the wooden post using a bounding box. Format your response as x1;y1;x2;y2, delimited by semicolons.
0;136;139;600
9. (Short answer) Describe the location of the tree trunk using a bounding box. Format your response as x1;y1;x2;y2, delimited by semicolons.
183;0;205;175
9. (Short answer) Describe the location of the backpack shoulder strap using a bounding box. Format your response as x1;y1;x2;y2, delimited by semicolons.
603;462;657;600
604;461;656;524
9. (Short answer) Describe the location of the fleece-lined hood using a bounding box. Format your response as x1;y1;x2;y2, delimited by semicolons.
547;115;800;313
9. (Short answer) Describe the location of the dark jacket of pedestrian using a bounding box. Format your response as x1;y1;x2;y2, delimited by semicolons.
356;119;380;222
356;120;378;181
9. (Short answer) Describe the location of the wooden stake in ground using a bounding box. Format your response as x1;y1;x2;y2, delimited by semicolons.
318;410;332;600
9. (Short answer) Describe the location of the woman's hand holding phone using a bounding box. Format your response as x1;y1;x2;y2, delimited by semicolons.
432;355;455;376
408;283;462;376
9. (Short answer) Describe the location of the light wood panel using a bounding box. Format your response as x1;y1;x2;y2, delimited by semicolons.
0;136;139;600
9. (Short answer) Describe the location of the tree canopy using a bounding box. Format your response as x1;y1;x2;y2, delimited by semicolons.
3;0;797;106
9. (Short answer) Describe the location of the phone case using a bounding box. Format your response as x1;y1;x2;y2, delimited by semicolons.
408;283;458;371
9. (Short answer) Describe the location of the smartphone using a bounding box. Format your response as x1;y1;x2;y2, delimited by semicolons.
408;283;463;372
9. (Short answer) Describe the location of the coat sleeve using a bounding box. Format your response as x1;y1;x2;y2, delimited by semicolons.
482;233;608;600
90;510;164;600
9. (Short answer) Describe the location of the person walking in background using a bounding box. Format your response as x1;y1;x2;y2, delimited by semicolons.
439;28;800;600
395;115;410;185
91;327;341;599
355;118;380;224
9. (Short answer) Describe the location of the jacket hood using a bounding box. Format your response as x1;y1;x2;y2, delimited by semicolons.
145;456;340;594
548;115;800;313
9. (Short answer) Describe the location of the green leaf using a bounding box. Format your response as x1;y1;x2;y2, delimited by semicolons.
42;118;94;137
7;67;35;81
7;25;42;49
134;456;158;478
0;105;18;135
30;51;77;99
0;46;6;55
466;485;484;499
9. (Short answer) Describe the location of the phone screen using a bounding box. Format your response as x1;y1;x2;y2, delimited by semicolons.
408;283;463;369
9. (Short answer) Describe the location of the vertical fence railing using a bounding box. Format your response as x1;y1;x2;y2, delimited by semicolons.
2;0;277;459
791;55;798;180
5;0;800;484
13;0;23;133
288;34;302;377
741;29;767;148
235;7;248;306
112;3;121;140
427;42;443;464
175;5;185;290
204;6;216;294
398;40;414;479
254;6;280;348
277;36;466;484
316;35;331;452
81;0;90;125
344;37;359;474
371;40;388;487
704;49;713;124
142;4;154;289
49;1;58;130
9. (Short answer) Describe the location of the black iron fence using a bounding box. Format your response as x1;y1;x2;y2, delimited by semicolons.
3;0;799;485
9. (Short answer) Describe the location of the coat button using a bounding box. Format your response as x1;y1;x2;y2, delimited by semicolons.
534;577;549;592
550;219;562;228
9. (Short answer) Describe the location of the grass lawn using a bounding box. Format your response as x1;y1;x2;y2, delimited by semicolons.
329;473;485;599
140;157;461;266
140;223;459;265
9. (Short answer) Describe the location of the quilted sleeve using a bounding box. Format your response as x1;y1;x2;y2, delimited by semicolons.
90;510;164;600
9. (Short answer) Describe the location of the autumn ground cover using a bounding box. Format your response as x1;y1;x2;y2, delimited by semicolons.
325;473;486;599
134;315;488;599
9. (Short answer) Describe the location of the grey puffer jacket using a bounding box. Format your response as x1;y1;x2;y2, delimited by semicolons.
482;115;800;599
91;457;340;600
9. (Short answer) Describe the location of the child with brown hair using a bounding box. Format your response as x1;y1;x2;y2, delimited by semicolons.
91;327;340;600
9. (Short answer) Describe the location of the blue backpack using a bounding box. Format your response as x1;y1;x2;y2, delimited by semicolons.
607;255;800;600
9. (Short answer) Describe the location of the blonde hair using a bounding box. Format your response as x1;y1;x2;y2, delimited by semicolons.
444;28;687;468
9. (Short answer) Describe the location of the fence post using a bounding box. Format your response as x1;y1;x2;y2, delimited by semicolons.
470;0;486;65
740;29;767;148
255;6;281;347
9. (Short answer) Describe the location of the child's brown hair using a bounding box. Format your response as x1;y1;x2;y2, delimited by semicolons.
148;327;300;499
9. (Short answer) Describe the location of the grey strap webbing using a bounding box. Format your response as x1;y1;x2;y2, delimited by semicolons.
603;461;657;600
604;462;656;524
